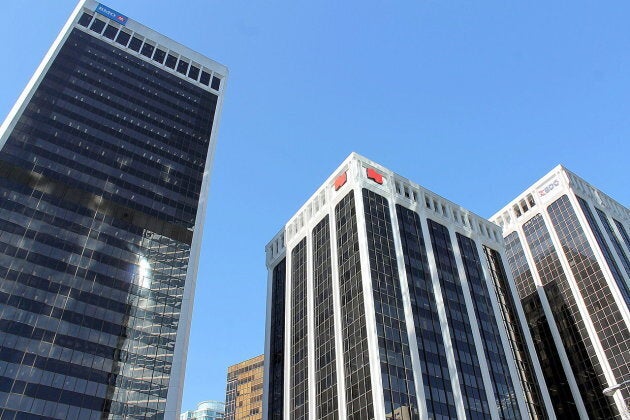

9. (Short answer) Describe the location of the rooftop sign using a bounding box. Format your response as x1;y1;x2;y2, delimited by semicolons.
95;3;128;26
366;168;383;184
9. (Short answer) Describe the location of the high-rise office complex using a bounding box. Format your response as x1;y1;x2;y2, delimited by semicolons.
181;400;225;420
263;153;555;420
225;355;264;420
491;165;630;419
0;1;226;418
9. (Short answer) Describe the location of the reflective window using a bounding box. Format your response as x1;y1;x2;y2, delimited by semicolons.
483;246;548;419
267;260;286;420
546;196;626;416
521;291;579;417
504;232;537;299
457;234;520;419
335;191;374;419
0;27;219;418
289;238;308;420
363;190;418;419
524;209;615;418
312;216;339;419
588;204;630;301
397;205;456;419
427;220;490;419
614;219;630;253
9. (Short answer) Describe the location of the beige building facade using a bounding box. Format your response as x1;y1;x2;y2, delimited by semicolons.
225;355;264;420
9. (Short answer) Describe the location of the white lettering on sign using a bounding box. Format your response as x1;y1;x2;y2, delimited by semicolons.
538;179;560;197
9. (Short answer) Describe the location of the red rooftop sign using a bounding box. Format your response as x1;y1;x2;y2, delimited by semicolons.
334;172;347;190
366;168;383;184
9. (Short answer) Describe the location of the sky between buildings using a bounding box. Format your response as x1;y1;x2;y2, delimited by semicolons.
1;0;629;412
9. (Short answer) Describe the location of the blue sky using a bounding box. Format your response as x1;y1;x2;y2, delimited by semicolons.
2;0;629;413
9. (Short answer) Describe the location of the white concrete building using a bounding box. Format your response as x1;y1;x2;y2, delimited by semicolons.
264;153;554;420
491;165;630;419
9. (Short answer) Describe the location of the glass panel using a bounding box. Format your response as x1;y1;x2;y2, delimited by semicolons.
312;216;338;419
78;12;93;27
89;18;106;34
115;31;131;46
103;24;118;40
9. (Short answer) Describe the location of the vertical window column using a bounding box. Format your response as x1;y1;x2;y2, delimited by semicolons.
594;208;630;280
335;191;374;419
524;209;614;418
267;259;286;420
312;217;339;420
397;205;457;419
457;235;521;420
289;240;308;420
362;189;418;419
548;195;629;414
483;246;550;420
427;219;490;419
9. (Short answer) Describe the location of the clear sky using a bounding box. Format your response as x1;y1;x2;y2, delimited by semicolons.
1;0;629;413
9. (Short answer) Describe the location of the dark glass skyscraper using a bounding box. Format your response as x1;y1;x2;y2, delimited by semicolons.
492;165;630;419
0;1;227;418
263;153;555;420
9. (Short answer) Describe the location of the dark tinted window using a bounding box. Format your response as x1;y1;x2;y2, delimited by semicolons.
200;71;211;86
335;192;374;419
363;189;418;418
89;18;106;33
165;54;177;69
525;208;615;418
78;12;92;27
211;76;221;90
177;60;189;75
103;24;118;40
129;36;142;52
268;259;286;420
141;43;155;58
428;219;490;419
290;239;309;419
312;216;338;419
397;205;457;419
188;65;200;80
153;48;166;64
115;30;131;46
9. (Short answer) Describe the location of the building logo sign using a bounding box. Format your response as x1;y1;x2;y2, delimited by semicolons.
334;172;347;191
96;4;128;26
538;179;560;197
366;168;383;184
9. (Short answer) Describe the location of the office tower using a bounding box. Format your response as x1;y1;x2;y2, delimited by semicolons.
263;153;555;420
0;1;226;418
225;355;264;420
180;400;225;420
491;165;630;419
